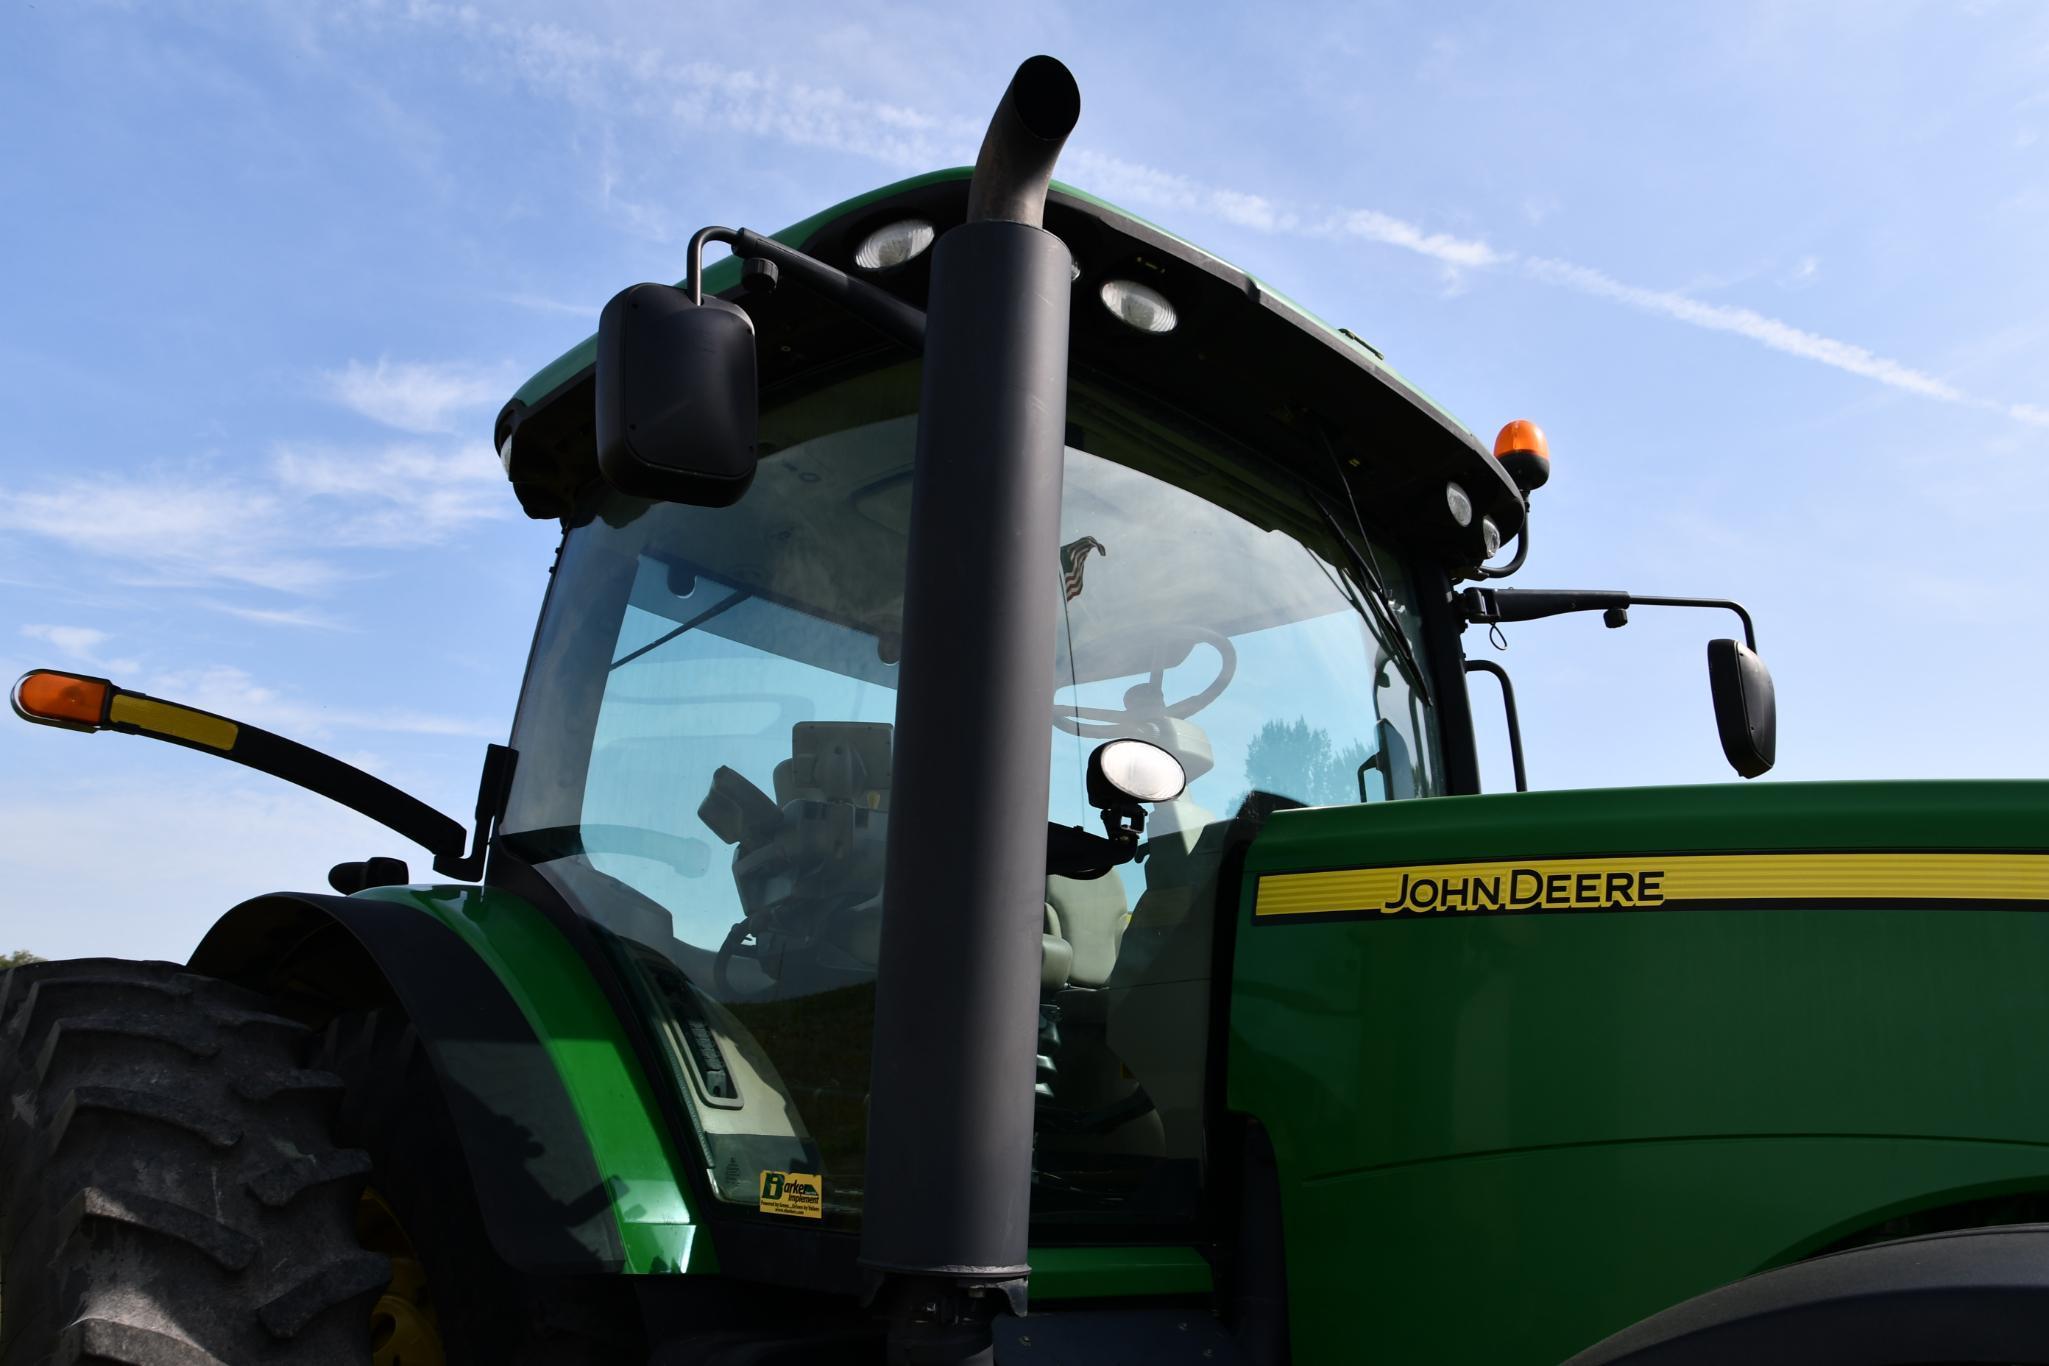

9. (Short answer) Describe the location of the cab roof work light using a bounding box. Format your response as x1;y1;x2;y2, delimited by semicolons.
11;668;490;877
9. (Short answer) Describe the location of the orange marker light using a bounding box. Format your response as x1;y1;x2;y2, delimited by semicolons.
1492;419;1551;493
10;670;112;730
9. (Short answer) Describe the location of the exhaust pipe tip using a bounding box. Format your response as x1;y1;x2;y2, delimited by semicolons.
966;55;1081;228
1008;54;1081;143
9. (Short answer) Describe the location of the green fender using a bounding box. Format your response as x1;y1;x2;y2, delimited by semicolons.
193;883;711;1276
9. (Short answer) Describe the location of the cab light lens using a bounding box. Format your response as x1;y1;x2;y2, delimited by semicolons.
11;670;110;730
1480;516;1503;559
1096;738;1188;803
1099;279;1177;334
1445;481;1474;527
853;218;936;271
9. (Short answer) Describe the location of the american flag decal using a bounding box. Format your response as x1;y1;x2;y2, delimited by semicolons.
1060;536;1107;602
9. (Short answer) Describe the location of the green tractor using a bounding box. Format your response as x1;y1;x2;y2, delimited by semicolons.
7;57;2049;1366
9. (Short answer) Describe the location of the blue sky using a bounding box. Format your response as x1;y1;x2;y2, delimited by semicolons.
4;1;2046;961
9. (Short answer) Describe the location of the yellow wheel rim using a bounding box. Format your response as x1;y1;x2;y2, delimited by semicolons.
358;1187;447;1366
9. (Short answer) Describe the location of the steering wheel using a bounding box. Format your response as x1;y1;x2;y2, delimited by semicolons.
1053;628;1237;739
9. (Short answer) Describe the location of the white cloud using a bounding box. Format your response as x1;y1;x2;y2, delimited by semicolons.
270;442;504;546
0;478;334;593
1523;257;1967;402
2011;403;2049;427
0;436;506;597
19;624;140;675
22;624;111;658
141;663;498;740
324;358;508;435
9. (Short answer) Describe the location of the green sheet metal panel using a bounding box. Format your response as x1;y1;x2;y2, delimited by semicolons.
1028;1245;1214;1301
357;884;713;1275
1228;780;2049;1363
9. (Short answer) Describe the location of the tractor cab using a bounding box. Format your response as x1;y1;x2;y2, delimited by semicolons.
480;161;1520;1281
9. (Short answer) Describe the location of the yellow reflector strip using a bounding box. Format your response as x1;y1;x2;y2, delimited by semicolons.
107;695;238;752
1256;852;2049;921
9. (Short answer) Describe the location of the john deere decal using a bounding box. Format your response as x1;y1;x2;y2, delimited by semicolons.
1254;852;2049;923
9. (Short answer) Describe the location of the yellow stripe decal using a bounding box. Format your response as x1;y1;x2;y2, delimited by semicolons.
1255;852;2049;922
107;695;239;752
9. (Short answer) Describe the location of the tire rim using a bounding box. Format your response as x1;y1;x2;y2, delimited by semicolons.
358;1186;447;1366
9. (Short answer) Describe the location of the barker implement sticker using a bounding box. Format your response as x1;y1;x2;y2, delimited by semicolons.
758;1170;823;1219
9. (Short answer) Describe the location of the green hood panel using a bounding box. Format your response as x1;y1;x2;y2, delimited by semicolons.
1229;780;2049;1361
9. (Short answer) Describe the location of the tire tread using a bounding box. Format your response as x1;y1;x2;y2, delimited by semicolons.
0;959;384;1365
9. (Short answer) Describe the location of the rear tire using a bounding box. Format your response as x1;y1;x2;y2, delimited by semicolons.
0;958;387;1365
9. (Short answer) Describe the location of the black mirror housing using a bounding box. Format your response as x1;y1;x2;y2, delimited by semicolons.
1708;638;1776;778
595;284;759;507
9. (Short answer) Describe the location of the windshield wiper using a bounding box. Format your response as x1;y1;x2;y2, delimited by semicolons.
610;589;752;670
1308;493;1432;706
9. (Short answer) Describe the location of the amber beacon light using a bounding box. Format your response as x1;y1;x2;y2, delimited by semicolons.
1493;419;1551;494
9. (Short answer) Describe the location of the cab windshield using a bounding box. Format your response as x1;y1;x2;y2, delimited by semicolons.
499;359;1440;1230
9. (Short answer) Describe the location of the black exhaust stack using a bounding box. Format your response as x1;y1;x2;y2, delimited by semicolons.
861;55;1080;1365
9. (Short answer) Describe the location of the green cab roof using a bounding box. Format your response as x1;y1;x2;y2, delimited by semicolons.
508;168;1477;447
499;167;1521;559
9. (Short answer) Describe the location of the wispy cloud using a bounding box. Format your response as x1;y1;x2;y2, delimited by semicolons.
324;358;508;435
1524;257;1966;401
330;5;2048;427
195;600;354;631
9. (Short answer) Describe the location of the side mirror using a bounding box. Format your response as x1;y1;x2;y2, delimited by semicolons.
1707;639;1776;778
1355;717;1417;802
595;284;759;507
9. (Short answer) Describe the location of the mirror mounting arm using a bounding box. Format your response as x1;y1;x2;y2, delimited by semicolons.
1459;587;1758;650
1045;821;1140;880
433;743;517;882
685;225;927;352
1470;498;1532;580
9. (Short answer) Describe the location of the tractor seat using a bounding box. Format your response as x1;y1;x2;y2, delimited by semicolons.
1042;873;1130;991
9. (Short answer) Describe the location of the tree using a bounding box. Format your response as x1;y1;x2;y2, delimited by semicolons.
1;949;43;969
1244;717;1373;807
